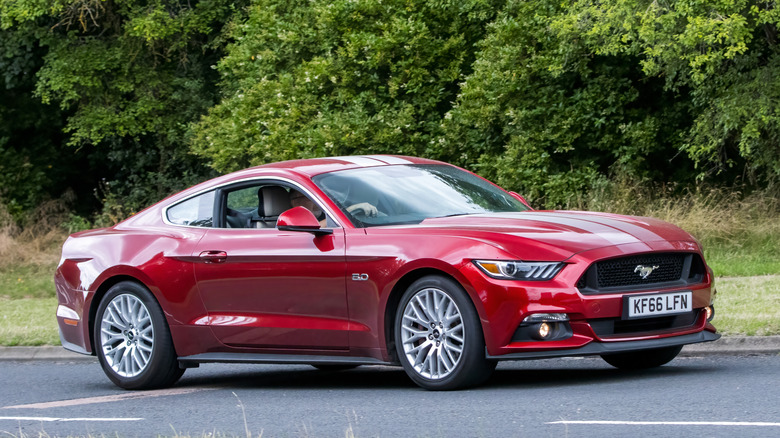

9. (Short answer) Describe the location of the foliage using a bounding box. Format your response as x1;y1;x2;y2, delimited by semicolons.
439;0;695;206
3;0;780;217
194;0;780;206
192;0;504;172
440;0;780;205
0;0;239;220
547;0;780;185
0;29;77;217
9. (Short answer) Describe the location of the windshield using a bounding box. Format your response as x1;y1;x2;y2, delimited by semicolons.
312;164;529;227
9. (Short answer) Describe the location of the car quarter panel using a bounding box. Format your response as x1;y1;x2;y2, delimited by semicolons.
55;226;214;356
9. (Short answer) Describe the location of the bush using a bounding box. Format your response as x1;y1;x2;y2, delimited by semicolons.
193;0;505;172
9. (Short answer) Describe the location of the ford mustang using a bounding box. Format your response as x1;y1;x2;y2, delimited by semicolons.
55;155;720;390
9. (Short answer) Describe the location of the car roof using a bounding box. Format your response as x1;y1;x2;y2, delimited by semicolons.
251;155;443;177
114;155;451;229
134;155;446;216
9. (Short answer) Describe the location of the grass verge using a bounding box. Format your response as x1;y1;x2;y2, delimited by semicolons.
0;297;60;346
715;275;780;336
0;263;58;300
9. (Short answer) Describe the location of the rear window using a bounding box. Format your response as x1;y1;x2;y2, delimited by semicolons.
166;191;215;227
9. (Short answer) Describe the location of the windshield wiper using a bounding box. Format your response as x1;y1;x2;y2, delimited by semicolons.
436;212;473;218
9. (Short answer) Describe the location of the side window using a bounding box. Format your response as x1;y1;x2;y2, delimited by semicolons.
167;190;215;227
220;182;340;229
226;186;259;212
223;184;297;229
224;185;263;228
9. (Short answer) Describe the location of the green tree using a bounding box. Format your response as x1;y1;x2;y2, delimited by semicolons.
192;0;504;172
1;0;241;219
549;0;780;184
0;28;79;218
440;0;695;207
4;0;779;218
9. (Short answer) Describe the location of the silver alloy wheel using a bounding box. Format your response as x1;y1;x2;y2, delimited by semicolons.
99;293;155;378
400;287;465;379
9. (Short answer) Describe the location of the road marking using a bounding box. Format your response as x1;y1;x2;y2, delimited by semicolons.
0;416;142;422
3;387;213;410
549;420;780;427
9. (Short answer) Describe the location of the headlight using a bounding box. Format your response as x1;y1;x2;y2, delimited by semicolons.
473;260;564;281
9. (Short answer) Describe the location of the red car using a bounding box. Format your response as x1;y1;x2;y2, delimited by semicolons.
55;155;719;390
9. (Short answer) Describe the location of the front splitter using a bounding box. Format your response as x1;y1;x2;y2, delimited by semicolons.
486;331;721;361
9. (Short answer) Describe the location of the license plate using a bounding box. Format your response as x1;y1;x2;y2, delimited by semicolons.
623;291;693;320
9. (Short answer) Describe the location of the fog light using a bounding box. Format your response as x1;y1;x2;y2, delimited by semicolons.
513;316;574;343
704;305;715;322
538;322;551;339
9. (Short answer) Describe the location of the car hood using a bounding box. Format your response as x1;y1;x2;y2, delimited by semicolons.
416;211;698;260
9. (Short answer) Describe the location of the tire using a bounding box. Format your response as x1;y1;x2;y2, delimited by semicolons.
394;275;496;390
94;281;184;389
601;345;683;370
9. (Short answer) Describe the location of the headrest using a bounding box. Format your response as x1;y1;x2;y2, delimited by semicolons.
259;186;292;217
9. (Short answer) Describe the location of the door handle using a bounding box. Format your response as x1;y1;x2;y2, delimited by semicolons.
199;251;227;264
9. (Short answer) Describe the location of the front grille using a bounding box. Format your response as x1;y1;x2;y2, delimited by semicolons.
589;310;701;338
597;253;685;288
577;252;706;294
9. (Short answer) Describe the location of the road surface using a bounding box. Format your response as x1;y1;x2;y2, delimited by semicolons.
1;354;778;437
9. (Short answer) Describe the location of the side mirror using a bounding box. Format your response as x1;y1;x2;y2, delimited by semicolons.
277;206;333;235
509;191;532;209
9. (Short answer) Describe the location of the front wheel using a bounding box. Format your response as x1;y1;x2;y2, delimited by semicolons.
601;345;683;370
94;281;184;389
395;275;495;390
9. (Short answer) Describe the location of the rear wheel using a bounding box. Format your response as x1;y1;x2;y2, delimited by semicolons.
94;281;184;389
601;345;683;370
395;275;495;390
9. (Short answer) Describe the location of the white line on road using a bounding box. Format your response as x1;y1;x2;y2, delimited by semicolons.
549;420;780;427
3;387;213;410
0;416;142;422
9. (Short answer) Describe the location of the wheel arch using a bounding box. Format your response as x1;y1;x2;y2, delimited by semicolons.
383;268;472;364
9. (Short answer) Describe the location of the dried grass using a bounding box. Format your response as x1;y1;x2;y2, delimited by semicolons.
575;181;780;246
0;201;69;270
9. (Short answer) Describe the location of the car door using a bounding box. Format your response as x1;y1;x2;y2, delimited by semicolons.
192;181;349;350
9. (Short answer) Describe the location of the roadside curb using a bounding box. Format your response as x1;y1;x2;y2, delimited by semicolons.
680;335;780;357
1;336;778;361
0;346;96;361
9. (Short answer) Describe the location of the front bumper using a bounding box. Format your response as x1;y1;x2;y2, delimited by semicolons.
486;330;721;360
458;246;718;357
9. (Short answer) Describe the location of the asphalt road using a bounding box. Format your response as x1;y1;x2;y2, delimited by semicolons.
1;354;779;437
